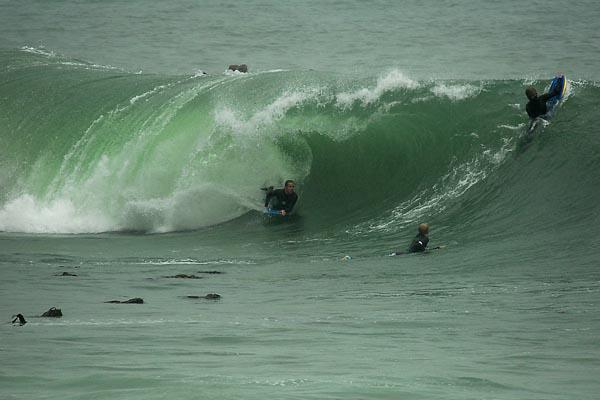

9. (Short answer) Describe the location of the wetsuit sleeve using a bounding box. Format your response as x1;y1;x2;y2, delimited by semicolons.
264;190;275;207
538;93;552;103
540;84;561;103
408;239;426;253
283;194;297;213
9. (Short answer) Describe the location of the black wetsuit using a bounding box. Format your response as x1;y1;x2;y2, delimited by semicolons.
526;85;561;119
408;233;429;253
264;188;298;214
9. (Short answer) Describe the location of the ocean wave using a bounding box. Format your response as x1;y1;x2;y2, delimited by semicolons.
0;52;593;234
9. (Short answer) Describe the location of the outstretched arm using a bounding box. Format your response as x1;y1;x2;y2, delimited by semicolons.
541;78;563;102
264;189;274;207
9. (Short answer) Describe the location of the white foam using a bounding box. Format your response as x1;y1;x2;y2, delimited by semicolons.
129;83;171;104
214;90;316;135
19;46;56;57
138;258;255;266
430;83;481;100
0;181;260;234
0;194;112;233
118;185;253;233
498;123;525;131
336;70;419;108
19;47;123;71
192;69;208;77
223;69;248;76
57;61;122;71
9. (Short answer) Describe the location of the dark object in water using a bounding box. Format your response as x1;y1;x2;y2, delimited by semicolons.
57;272;77;276
104;298;144;304
228;64;248;73
186;293;221;300
163;274;202;279
41;307;62;317
197;270;224;274
122;298;144;304
12;313;27;325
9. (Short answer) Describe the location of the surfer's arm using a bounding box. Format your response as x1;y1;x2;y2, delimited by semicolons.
549;81;562;97
538;93;552;103
283;196;297;213
407;239;424;253
542;84;561;101
264;190;275;207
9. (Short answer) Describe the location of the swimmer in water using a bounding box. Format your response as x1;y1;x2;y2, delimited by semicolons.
12;314;27;326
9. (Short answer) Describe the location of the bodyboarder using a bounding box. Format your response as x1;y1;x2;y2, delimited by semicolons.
525;81;562;119
263;180;298;216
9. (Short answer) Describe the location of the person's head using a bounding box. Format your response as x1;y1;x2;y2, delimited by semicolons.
284;179;296;194
12;313;26;325
525;86;538;100
418;223;429;235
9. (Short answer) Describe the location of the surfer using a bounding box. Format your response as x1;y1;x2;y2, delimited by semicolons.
263;180;298;216
525;83;562;119
392;223;438;255
407;223;431;253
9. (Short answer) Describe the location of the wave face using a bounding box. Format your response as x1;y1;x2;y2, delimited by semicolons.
1;49;599;239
